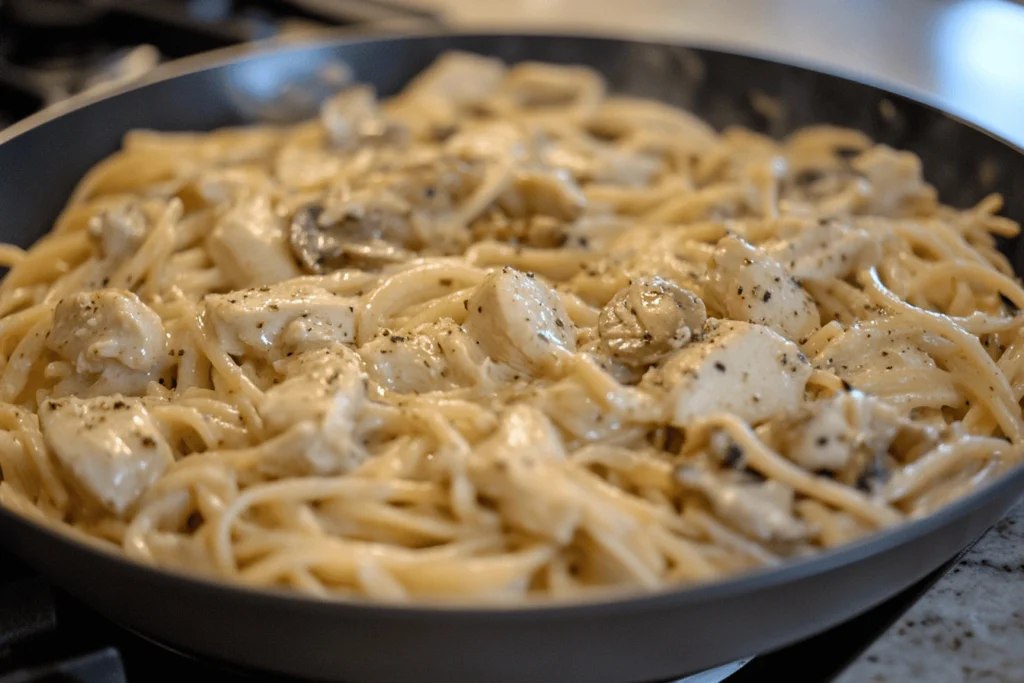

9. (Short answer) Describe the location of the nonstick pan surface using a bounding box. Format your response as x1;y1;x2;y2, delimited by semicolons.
1;31;1023;683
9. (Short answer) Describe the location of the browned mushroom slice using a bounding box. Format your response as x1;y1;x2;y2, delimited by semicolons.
288;204;414;274
598;276;706;367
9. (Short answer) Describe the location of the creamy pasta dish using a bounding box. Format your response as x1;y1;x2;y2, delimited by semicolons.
1;52;1022;603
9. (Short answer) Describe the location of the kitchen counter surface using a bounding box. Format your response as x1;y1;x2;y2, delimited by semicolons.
404;1;1024;680
837;499;1024;683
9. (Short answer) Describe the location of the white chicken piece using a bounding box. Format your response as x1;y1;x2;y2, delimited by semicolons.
768;390;930;481
320;85;381;147
193;167;274;205
445;121;527;162
206;196;302;288
39;395;173;515
643;319;812;427
257;346;366;476
542;134;663;187
463;267;577;375
676;466;811;543
763;219;882;282
499;168;587;222
851;145;931;215
532;376;632;443
704;235;820;342
359;319;489;394
204;281;357;362
467;405;581;543
811;323;948;405
48;289;166;374
400;51;507;107
598;276;706;367
88;203;148;263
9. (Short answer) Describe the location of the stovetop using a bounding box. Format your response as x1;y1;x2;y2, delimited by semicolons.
0;1;968;680
0;541;957;683
0;544;958;683
0;0;440;128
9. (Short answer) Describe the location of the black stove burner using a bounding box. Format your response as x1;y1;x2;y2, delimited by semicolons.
0;0;440;127
0;544;956;683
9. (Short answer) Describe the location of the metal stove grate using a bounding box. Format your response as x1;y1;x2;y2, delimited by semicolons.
0;0;439;127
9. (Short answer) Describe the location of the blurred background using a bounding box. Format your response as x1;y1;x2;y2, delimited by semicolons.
0;2;1023;682
1;0;1023;145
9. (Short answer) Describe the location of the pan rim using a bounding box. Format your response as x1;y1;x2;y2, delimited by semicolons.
1;27;1023;619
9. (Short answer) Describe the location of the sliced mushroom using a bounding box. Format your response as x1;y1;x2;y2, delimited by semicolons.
288;203;414;274
598;276;706;367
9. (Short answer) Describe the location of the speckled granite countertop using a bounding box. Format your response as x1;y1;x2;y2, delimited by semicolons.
836;499;1024;683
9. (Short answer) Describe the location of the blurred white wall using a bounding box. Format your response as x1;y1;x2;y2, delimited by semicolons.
408;0;1024;145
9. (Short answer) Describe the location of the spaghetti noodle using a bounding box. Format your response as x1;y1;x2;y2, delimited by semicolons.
0;52;1022;603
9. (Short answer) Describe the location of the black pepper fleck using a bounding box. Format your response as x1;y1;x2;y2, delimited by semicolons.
1000;292;1019;312
723;443;744;468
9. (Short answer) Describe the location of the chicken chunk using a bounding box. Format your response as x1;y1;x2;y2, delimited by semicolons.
194;167;274;205
704;235;820;342
764;219;881;282
851;145;931;215
257;346;366;476
40;395;173;515
676;466;811;543
499;168;587;222
400;51;507;107
320;85;381;147
359;320;488;394
88;203;148;263
48;289;166;374
767;390;938;490
598;276;706;367
543;135;663;187
206;196;302;288
467;405;581;543
204;281;356;362
445;121;526;162
812;322;941;399
643;319;811;426
464;267;577;374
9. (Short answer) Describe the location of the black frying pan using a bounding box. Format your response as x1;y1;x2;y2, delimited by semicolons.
1;31;1023;683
